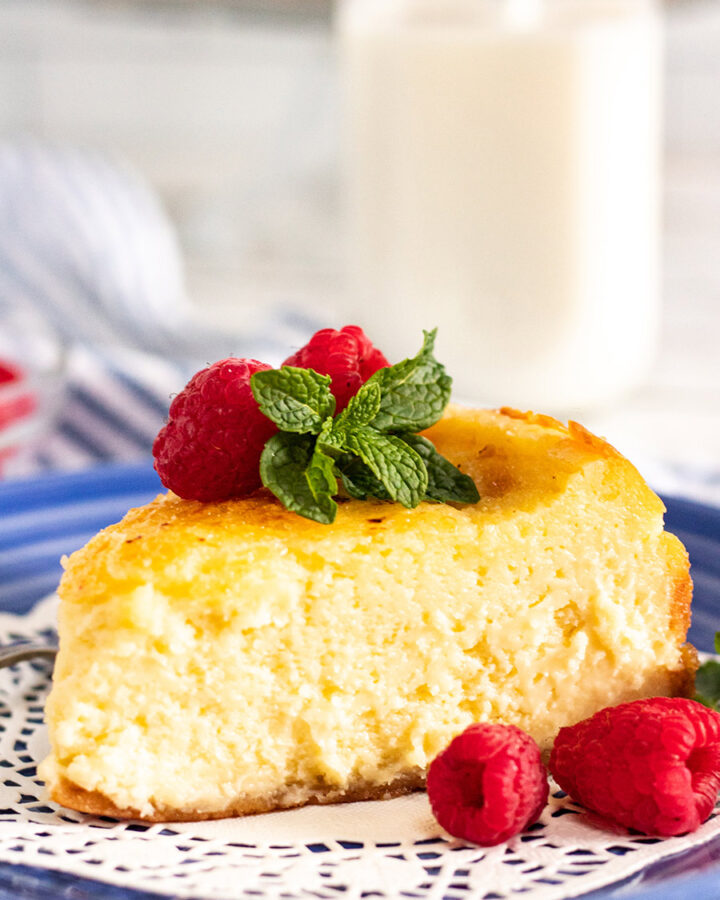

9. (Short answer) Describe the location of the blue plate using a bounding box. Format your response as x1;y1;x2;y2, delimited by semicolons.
0;462;718;900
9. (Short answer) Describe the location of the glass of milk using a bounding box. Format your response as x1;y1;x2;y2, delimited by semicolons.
337;0;662;413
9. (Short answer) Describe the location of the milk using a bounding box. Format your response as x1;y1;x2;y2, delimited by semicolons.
338;0;662;412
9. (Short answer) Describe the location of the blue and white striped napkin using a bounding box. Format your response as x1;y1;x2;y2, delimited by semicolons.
0;140;325;476
0;141;195;354
0;140;324;360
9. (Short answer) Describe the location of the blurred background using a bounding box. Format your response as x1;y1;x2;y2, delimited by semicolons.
0;0;718;501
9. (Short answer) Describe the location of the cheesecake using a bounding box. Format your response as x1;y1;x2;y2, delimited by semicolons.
40;406;694;821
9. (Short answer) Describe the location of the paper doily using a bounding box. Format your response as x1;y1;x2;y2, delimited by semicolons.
1;597;720;900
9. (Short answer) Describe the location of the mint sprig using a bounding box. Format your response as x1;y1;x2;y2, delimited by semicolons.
335;381;382;429
401;433;480;505
694;632;720;711
336;428;428;509
251;330;479;523
251;366;336;434
363;329;451;433
336;455;391;502
259;433;338;525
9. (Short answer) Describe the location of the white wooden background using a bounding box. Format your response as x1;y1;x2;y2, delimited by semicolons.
0;0;718;480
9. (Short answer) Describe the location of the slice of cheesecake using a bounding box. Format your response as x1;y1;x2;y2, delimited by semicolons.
40;406;694;822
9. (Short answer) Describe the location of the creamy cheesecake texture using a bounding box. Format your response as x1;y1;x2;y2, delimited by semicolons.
41;406;693;821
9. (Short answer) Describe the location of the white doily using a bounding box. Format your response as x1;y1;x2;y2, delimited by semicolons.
2;597;720;900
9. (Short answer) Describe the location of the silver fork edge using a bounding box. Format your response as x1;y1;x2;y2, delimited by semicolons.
0;643;59;668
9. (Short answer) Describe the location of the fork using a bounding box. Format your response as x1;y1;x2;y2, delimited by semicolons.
0;643;58;668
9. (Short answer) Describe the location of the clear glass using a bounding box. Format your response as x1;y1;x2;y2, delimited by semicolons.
337;0;663;413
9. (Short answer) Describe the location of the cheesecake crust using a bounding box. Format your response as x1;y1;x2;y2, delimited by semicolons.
50;770;427;823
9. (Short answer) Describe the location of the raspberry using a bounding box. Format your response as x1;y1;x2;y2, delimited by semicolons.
153;358;276;501
0;359;38;476
549;697;720;836
0;361;21;386
283;325;389;412
427;724;549;845
0;359;34;432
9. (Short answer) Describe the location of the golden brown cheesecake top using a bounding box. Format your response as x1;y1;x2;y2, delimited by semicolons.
63;405;666;596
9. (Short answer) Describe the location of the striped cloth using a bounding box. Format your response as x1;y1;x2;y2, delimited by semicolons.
0;140;325;358
19;344;189;475
0;141;193;355
0;140;325;476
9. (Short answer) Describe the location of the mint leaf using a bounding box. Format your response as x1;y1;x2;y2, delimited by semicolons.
316;415;344;454
251;366;335;434
337;455;391;501
338;437;480;506
695;660;720;711
252;327;471;523
307;444;339;505
401;434;480;504
366;329;452;433
259;432;337;524
336;381;382;430
340;426;427;508
695;632;720;711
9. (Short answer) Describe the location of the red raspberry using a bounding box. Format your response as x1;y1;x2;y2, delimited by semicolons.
0;361;21;386
427;724;549;846
153;358;276;501
0;359;34;431
549;697;720;836
283;325;389;412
